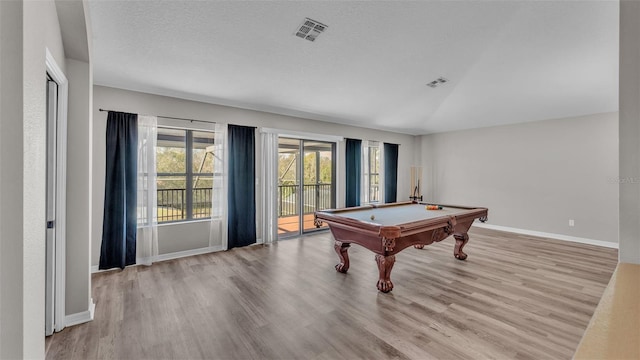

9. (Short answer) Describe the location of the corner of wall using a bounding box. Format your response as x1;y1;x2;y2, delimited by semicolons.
619;0;640;264
64;298;95;328
65;58;93;316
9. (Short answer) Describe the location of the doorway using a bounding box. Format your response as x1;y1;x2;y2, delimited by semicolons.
45;76;58;336
277;138;336;237
44;49;68;336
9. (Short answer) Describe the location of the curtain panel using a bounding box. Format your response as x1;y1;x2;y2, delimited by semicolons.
227;124;257;249
261;132;279;245
99;111;138;270
345;138;362;207
384;143;399;203
136;115;158;265
210;123;229;250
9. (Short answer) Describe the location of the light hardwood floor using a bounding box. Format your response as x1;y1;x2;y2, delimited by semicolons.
45;228;618;359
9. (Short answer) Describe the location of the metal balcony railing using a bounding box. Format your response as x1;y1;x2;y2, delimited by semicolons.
153;184;332;223
278;183;333;217
157;187;212;222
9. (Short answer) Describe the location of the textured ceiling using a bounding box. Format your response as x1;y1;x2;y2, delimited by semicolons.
88;1;619;135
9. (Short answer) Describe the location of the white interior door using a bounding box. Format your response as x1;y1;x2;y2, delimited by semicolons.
45;76;58;336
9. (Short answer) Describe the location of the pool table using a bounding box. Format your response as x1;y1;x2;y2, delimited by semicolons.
314;201;488;293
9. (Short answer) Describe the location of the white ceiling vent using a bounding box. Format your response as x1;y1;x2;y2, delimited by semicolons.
295;18;328;42
427;77;449;88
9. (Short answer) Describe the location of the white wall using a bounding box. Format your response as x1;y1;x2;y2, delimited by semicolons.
0;0;68;357
619;0;640;264
0;2;25;358
0;0;92;356
22;0;51;354
0;0;3;354
92;85;416;266
420;112;619;244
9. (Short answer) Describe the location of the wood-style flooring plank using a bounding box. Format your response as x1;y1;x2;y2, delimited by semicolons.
46;227;618;360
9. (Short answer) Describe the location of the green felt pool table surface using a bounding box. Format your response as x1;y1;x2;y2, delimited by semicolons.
324;203;481;227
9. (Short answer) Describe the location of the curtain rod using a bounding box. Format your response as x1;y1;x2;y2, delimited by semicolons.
98;108;215;125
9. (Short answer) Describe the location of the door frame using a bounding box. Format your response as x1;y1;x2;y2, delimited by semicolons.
45;48;68;333
277;136;338;237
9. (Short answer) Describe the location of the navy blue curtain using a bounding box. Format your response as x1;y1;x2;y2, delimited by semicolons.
345;138;362;207
227;124;256;249
99;111;138;270
384;143;399;203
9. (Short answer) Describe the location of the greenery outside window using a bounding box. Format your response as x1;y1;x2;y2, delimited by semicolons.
156;127;214;223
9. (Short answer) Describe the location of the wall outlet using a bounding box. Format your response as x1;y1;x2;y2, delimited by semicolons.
569;219;575;227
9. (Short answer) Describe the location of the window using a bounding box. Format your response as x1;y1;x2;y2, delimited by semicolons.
156;127;214;222
363;140;380;203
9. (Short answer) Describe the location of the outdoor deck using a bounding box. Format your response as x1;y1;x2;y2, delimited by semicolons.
278;213;328;235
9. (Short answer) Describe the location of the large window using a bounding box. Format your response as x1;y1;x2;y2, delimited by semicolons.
363;140;380;203
156;127;214;222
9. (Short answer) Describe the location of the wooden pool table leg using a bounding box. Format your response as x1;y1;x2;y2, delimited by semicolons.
334;241;351;273
375;254;396;292
453;233;469;260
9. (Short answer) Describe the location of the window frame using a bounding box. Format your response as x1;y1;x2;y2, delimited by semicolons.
368;145;380;203
362;140;381;204
156;126;214;223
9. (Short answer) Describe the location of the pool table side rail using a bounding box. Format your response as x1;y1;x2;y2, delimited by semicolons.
395;207;488;235
319;201;487;213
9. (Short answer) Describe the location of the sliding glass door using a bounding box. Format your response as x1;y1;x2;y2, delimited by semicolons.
277;138;335;237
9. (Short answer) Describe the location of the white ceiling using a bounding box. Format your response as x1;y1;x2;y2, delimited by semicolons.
88;1;619;135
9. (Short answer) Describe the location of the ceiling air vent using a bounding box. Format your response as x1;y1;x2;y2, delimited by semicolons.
427;77;449;88
295;18;328;42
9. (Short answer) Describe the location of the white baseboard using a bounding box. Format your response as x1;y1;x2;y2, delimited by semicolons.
473;222;618;249
64;298;95;327
90;265;118;273
154;245;225;262
91;245;226;273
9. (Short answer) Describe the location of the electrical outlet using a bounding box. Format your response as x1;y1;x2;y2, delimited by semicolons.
569;219;575;227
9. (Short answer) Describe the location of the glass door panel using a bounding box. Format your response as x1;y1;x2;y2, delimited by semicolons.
302;140;335;233
278;138;300;236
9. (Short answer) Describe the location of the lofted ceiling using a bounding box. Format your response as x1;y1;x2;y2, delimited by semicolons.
88;1;619;135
